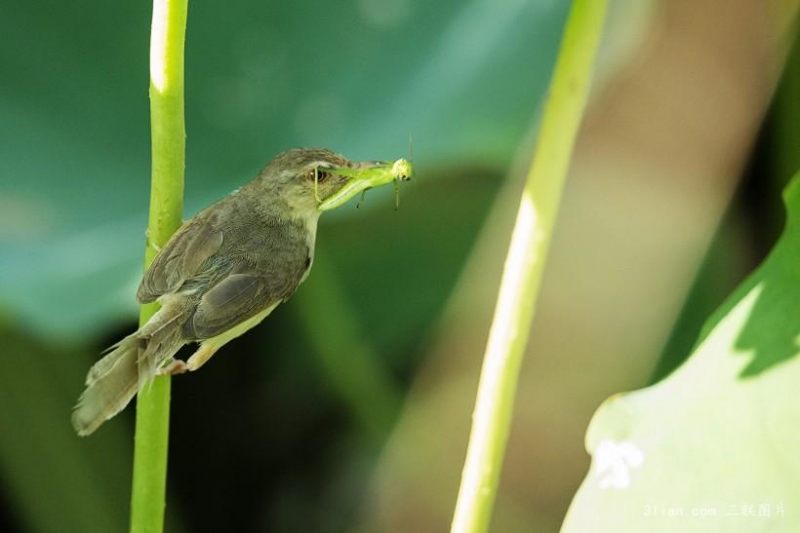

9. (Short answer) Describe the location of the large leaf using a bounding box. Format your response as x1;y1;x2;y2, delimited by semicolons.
561;174;800;532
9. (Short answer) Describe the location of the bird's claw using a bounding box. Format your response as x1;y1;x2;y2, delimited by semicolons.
157;359;188;375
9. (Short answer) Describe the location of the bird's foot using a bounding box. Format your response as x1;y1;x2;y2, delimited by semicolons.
157;359;189;375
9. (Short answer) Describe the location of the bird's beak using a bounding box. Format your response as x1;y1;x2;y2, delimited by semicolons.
318;158;413;212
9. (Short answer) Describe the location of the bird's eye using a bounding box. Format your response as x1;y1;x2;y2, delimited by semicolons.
307;168;330;183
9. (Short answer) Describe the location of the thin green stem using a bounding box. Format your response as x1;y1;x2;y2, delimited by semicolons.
449;2;608;533
129;0;188;532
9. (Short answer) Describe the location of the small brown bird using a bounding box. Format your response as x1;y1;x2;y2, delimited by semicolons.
72;148;412;436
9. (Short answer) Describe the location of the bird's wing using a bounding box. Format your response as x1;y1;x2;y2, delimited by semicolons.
185;262;304;339
136;212;224;303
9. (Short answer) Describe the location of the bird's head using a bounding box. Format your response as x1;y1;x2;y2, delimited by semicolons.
252;148;412;220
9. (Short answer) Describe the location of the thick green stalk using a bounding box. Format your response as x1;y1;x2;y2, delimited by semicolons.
130;0;188;532
449;2;608;533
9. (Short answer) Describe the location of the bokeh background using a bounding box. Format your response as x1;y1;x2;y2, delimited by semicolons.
0;0;797;532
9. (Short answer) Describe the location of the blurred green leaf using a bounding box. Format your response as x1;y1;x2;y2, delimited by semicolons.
0;329;132;533
561;174;800;532
320;168;501;357
0;0;569;340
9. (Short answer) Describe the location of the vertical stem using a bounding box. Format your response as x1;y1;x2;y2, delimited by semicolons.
775;29;799;187
130;0;188;532
449;2;608;533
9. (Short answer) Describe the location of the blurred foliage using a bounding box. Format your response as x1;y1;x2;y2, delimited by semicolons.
651;30;800;382
0;327;131;533
0;0;795;532
0;0;566;530
562;175;800;532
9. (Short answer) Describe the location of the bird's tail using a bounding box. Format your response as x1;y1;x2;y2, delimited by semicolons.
72;304;189;436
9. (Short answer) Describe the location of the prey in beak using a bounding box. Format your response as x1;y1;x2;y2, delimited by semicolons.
317;158;413;212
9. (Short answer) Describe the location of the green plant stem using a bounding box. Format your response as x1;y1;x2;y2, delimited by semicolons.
129;0;188;532
449;2;608;533
776;27;799;188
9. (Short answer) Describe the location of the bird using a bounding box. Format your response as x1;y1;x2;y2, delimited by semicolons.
72;147;411;436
